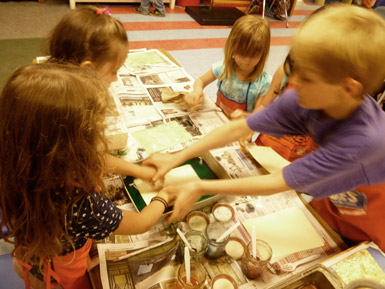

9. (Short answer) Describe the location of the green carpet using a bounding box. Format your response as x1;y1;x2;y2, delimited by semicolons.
0;38;47;90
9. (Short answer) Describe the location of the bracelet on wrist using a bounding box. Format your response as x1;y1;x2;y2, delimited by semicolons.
151;196;168;211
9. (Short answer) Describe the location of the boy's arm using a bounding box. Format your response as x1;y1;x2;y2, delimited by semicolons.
184;69;216;107
143;118;253;182
104;154;156;181
166;169;291;222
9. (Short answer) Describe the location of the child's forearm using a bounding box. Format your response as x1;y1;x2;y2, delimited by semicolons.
192;79;204;96
198;170;290;197
168;170;292;222
113;192;170;235
104;154;156;179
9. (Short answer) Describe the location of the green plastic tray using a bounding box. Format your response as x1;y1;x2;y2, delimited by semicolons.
124;157;218;213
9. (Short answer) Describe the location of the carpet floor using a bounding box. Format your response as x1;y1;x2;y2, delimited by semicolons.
0;38;47;89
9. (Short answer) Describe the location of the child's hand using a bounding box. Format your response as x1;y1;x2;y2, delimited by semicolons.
157;190;176;205
164;182;203;223
230;109;250;120
137;165;157;182
155;190;173;205
239;132;254;153
142;152;182;184
184;91;203;107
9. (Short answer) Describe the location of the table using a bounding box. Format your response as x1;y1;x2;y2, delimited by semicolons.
89;48;348;289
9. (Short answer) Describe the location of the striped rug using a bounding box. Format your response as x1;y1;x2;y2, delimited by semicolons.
110;1;318;51
109;1;319;96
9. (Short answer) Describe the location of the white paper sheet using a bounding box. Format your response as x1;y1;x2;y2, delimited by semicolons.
134;164;200;205
243;207;324;261
247;145;291;173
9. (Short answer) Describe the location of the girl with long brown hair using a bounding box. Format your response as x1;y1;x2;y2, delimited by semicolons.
0;63;173;289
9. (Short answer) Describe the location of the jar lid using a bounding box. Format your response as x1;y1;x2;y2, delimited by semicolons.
186;211;210;232
212;203;234;223
225;237;246;260
211;273;238;289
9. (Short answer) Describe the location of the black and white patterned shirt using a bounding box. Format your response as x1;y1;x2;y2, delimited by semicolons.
62;189;123;254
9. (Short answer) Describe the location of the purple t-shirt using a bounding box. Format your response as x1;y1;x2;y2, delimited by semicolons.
247;89;385;199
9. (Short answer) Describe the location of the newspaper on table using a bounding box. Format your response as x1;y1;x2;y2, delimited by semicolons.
97;190;344;289
203;146;268;180
140;69;219;119
117;111;229;163
124;49;179;75
188;109;228;135
108;49;224;161
109;74;162;128
103;87;132;151
137;67;194;87
104;116;129;151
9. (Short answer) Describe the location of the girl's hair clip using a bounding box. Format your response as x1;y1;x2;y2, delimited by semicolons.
96;7;112;16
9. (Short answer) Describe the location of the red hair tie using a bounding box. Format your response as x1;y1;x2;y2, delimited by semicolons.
96;7;111;15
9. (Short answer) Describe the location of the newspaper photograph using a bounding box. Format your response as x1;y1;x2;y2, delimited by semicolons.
144;85;190;118
115;74;147;95
205;146;267;179
118;94;162;128
145;84;221;119
188;110;227;135
98;235;180;289
138;68;194;87
109;74;163;127
103;174;131;207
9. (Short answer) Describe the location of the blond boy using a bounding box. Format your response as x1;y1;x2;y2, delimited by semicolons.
144;5;385;250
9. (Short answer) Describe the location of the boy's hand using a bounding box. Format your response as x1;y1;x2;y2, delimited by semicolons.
239;131;255;151
142;153;180;183
164;182;203;223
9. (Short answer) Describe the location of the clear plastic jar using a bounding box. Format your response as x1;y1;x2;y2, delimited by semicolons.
184;230;208;262
205;222;229;259
176;261;207;289
241;239;272;279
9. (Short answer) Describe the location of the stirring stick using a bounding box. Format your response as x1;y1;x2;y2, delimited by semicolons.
252;225;257;259
177;228;194;251
216;222;241;242
184;246;192;285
